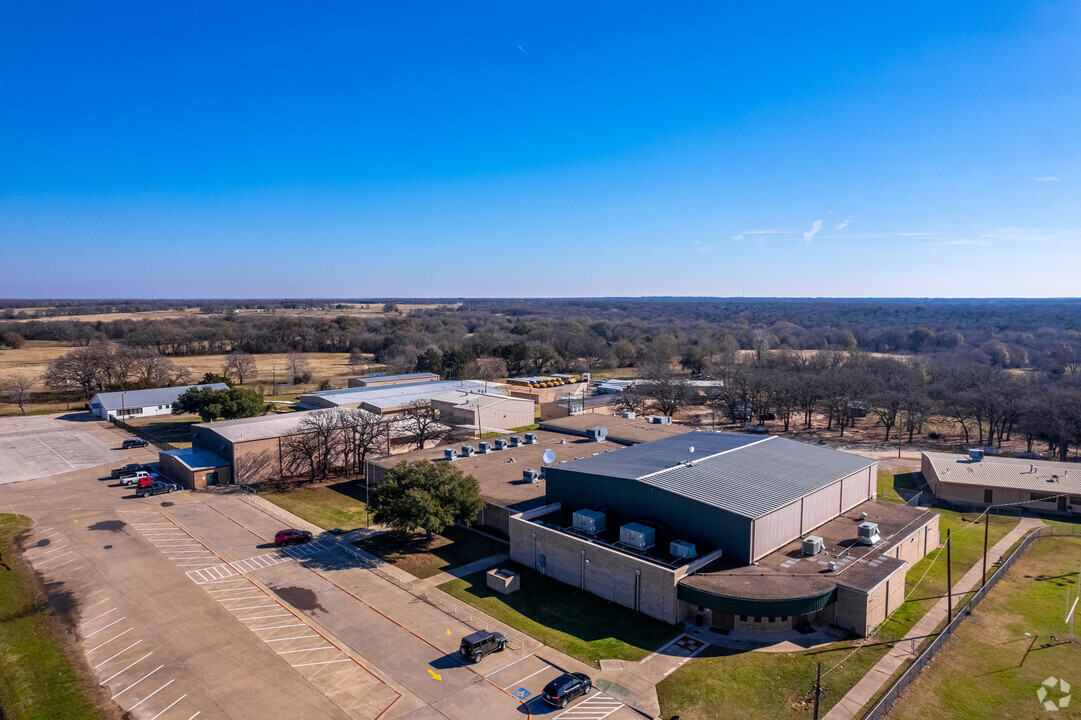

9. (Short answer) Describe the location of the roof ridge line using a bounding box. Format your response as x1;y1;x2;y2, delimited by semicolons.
636;435;776;482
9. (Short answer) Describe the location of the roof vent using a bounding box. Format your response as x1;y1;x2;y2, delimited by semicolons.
803;536;824;556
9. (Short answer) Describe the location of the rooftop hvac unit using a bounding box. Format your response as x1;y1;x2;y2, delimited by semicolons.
477;442;491;454
857;522;881;546
621;411;636;419
573;509;606;535
461;445;475;457
968;448;983;461
444;449;458;462
670;540;697;559
509;436;523;447
493;438;508;451
620;522;656;551
524;433;538;445
587;427;608;442
522;469;540;483
802;536;824;556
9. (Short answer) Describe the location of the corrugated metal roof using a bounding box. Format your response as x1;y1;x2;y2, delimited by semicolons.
430;390;530;410
925;451;1081;494
92;383;229;411
196;408;446;443
298;380;495;409
554;431;875;519
353;372;439;383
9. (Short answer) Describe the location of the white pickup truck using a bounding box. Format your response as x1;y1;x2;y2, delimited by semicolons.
119;470;156;486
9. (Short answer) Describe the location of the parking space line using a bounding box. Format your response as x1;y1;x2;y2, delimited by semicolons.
36;551;73;565
83;607;118;624
291;658;351;668
276;646;336;654
484;652;534;678
265;634;319;642
88;627;133;653
218;595;266;602
37;544;70;555
239;613;292;621
250;623;305;631
111;664;163;698
552;693;624;720
100;653;153;686
52;557;81;568
149;694;187;720
504;665;552;690
230;604;279;611
84;597;111;611
129;678;174;710
93;640;143;669
187;712;201;719
85;617;126;638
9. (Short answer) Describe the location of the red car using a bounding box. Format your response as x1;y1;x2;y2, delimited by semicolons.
137;474;162;488
274;529;313;547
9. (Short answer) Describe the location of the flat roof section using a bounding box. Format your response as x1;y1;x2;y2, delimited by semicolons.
925;451;1081;495
351;372;439;385
298;380;498;410
161;446;228;471
368;430;611;510
195;409;446;444
680;500;930;601
539;414;694;445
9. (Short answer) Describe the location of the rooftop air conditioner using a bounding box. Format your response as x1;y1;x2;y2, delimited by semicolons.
522;469;540;483
461;445;476;457
968;448;983;461
803;536;824;556
444;449;457;462
858;522;881;546
524;433;538;445
493;438;508;451
573;509;605;535
620;522;656;551
670;540;697;559
509;436;523;447
587;427;608;442
477;442;491;454
621;411;636;419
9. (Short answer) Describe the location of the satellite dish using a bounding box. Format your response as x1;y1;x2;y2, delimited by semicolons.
688;446;695;453
542;449;556;465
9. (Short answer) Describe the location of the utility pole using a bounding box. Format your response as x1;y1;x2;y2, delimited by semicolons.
982;511;989;589
947;529;953;624
812;662;822;720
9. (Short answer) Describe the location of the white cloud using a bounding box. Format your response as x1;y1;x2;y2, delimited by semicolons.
834;215;853;231
1033;176;1059;182
802;219;823;245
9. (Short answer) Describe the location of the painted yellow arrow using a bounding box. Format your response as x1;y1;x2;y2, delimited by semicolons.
428;669;442;681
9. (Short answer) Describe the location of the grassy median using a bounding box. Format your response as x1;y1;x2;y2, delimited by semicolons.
260;480;370;531
355;525;507;579
0;514;108;720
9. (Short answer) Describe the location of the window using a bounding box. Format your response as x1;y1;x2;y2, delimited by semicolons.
768;617;775;623
740;615;748;622
984;489;993;504
754;617;762;623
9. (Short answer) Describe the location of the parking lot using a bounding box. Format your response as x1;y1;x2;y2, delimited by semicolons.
0;413;647;720
0;414;122;484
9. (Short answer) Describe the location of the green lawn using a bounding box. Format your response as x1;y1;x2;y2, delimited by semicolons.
658;640;892;720
0;514;107;720
875;508;1020;644
129;418;197;447
439;561;676;665
877;470;920;503
355;526;507;579
260;481;370;532
885;536;1081;719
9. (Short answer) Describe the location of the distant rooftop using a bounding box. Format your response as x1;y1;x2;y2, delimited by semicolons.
195;408;444;444
92;383;229;411
539;414;693;445
298;380;496;409
925;451;1081;495
351;372;439;385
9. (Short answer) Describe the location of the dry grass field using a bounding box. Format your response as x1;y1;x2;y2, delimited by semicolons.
7;302;448;323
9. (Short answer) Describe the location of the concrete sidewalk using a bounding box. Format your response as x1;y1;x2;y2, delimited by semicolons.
421;551;511;587
824;514;1045;720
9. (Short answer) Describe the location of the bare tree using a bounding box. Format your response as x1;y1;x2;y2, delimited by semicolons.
284;431;322;483
133;349;190;387
223;352;257;385
296;411;342;480
640;362;691;417
467;357;508;384
348;348;367;375
2;374;34;415
286;352;312;384
336;408;389;478
613;385;650;416
402;400;447;450
43;346;103;398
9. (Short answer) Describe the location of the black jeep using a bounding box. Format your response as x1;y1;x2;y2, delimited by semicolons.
459;630;506;662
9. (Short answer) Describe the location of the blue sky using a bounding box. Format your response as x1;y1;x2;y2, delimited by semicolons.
1;2;1079;298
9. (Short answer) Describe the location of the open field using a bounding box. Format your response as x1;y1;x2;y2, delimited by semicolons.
886;535;1081;719
355;525;507;580
0;514;110;720
0;345;380;415
5;302;447;323
439;560;677;665
259;480;371;532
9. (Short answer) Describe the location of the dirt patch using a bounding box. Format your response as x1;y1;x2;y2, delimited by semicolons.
272;586;325;613
47;586;76;619
87;520;125;533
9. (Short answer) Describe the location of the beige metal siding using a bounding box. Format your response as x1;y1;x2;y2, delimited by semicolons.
801;480;842;535
752;500;803;560
841;466;872;512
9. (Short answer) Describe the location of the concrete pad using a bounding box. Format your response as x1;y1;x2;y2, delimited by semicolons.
0;428;117;484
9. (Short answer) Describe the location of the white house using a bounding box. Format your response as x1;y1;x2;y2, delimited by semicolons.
90;383;229;421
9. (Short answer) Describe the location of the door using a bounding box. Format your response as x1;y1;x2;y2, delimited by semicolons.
1059;495;1068;512
206;471;218;486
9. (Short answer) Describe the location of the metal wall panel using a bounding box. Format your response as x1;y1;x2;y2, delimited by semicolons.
801;480;842;534
841;466;872;512
752;500;803;561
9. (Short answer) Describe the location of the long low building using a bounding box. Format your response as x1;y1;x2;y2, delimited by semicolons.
429;390;535;432
923;451;1081;514
508;431;938;636
297;380;501;415
347;372;440;388
539;413;693;445
91;383;229;420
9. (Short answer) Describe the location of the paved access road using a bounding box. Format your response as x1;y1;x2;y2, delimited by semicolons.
0;414;645;720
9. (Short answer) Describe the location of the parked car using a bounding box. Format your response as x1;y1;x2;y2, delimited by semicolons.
136;480;181;498
111;463;144;479
542;672;592;708
137;475;164;489
120;471;156;486
122;438;149;449
274;529;313;547
459;630;506;662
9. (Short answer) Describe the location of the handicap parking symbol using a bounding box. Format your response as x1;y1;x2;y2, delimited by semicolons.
514;687;531;700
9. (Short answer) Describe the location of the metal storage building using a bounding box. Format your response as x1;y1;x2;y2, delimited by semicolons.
90;383;229;420
543;431;877;564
